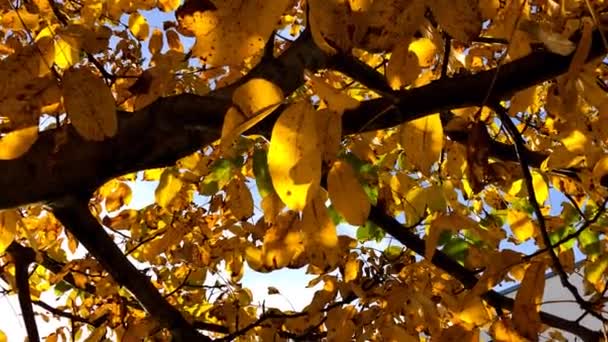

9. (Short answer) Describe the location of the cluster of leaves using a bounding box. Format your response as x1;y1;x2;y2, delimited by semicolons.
0;0;607;341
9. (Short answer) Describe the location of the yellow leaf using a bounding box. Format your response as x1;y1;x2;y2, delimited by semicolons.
143;168;164;181
426;213;458;260
302;192;339;268
308;0;425;53
316;108;342;163
154;169;184;209
220;107;246;153
403;186;427;226
327;160;370;226
490;319;526;342
531;171;549;204
564;17;593;82
307;73;359;115
507;210;536;242
438;324;479;341
245;246;269;273
343;258;360;282
62;67;117;141
561;129;590;154
105;182;132;213
458;296;491;326
225;178;254;220
0;126;38;160
261;191;285;224
0;210;19;254
400;114;443;176
2;9;39;31
80;0;103;26
585;255;608;292
182;0;290;65
128;12;150;41
122;318;158;342
148;28;163;55
54;35;80;69
386;38;419;90
513;262;546;340
0;329;6;342
429;0;482;42
166;29;183;52
479;0;500;19
471;250;522;297
268;101;321;211
221;79;284;152
409;38;437;67
348;0;373;11
158;0;180;12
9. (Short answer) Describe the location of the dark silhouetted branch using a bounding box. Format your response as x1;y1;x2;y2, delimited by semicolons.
49;194;211;342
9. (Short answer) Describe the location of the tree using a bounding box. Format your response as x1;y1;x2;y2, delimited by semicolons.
0;0;607;340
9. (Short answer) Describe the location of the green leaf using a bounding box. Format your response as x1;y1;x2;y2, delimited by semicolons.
578;228;600;258
383;245;403;261
442;237;468;265
437;230;453;246
362;183;378;205
356;221;385;242
252;147;274;197
200;158;237;195
342;152;378;178
549;225;576;250
54;281;72;295
562;202;580;226
327;204;345;225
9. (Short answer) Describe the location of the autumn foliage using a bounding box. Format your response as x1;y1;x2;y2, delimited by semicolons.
1;0;608;341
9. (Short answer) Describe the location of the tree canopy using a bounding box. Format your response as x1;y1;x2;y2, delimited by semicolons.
1;0;608;341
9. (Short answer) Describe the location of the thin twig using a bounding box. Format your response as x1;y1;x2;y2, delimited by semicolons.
524;197;608;260
492;102;606;323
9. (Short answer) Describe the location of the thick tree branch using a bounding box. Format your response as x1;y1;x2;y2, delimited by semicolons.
8;242;39;342
49;195;210;342
367;205;602;341
0;22;605;340
1;30;604;210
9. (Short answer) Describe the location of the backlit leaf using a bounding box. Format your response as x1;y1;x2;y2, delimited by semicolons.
307;73;359;115
429;0;482;42
490;320;526;342
400;114;443;176
62;67;117;141
507;210;536;242
54;35;80;69
268;101;321;211
225;178;254;220
585;255;608;292
180;0;290;65
513;262;546;340
155;169;184;209
166;29;183;52
0;210;19;254
158;0;180;12
148;29;163;55
128;12;150;41
327;160;370;226
0;126;38;160
221;78;284;152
